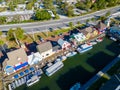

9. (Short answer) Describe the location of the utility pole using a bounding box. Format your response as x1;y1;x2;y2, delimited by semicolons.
46;25;48;37
13;32;19;46
32;29;35;41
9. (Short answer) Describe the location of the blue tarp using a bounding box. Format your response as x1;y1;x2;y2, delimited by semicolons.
36;70;41;76
14;62;28;70
19;72;24;76
24;69;29;74
5;65;15;74
14;74;19;79
21;62;28;67
29;67;35;71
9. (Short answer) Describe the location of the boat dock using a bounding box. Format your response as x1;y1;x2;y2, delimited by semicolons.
2;33;106;90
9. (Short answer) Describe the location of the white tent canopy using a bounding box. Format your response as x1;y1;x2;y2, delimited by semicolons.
28;52;43;65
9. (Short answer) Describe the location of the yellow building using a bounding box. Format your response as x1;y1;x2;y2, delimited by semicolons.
79;26;98;40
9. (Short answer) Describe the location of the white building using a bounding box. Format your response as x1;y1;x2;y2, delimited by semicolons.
62;0;77;4
0;10;34;22
73;33;86;43
17;4;26;10
57;38;71;50
48;10;55;17
36;42;53;59
28;52;43;65
0;2;7;8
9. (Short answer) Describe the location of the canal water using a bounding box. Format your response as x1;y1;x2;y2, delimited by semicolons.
15;37;120;90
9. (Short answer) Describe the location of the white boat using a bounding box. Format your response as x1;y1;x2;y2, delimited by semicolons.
11;82;16;89
26;75;40;87
66;52;77;57
15;80;19;87
17;79;20;86
18;79;22;86
45;61;64;76
55;58;61;62
96;38;103;42
8;84;12;90
89;41;97;45
110;37;117;41
47;62;53;67
77;44;93;53
23;76;26;83
26;75;29;81
36;69;43;76
61;56;67;61
70;83;81;90
21;78;25;84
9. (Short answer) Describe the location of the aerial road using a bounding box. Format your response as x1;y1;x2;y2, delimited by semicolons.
0;6;120;33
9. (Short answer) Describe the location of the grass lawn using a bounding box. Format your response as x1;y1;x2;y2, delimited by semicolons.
15;37;120;90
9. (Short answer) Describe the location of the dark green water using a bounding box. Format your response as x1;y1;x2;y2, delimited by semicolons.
16;37;120;90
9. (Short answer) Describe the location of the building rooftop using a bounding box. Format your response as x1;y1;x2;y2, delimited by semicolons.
0;10;34;16
28;52;43;65
110;26;120;32
57;38;65;46
95;21;107;30
5;48;28;66
36;42;52;54
79;26;96;35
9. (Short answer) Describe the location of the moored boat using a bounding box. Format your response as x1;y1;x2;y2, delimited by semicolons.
89;41;97;45
8;84;12;90
110;37;117;41
45;61;64;76
26;75;40;87
70;82;81;90
66;51;77;57
96;38;103;42
61;56;67;61
77;44;93;53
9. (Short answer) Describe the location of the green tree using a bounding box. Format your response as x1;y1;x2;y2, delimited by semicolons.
0;16;6;24
26;2;33;10
7;27;24;41
98;16;107;22
69;22;74;29
91;18;95;21
43;0;54;10
0;31;2;36
85;0;92;9
9;1;17;11
0;39;4;46
75;0;89;10
0;31;5;51
86;19;90;23
77;21;81;26
55;14;60;19
91;3;98;11
105;11;111;17
35;10;52;20
56;0;62;5
67;5;74;17
60;2;68;14
43;0;56;15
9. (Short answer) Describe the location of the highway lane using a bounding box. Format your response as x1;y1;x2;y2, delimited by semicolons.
0;6;120;33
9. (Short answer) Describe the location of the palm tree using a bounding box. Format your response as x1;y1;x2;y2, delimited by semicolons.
0;31;5;52
69;22;74;29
